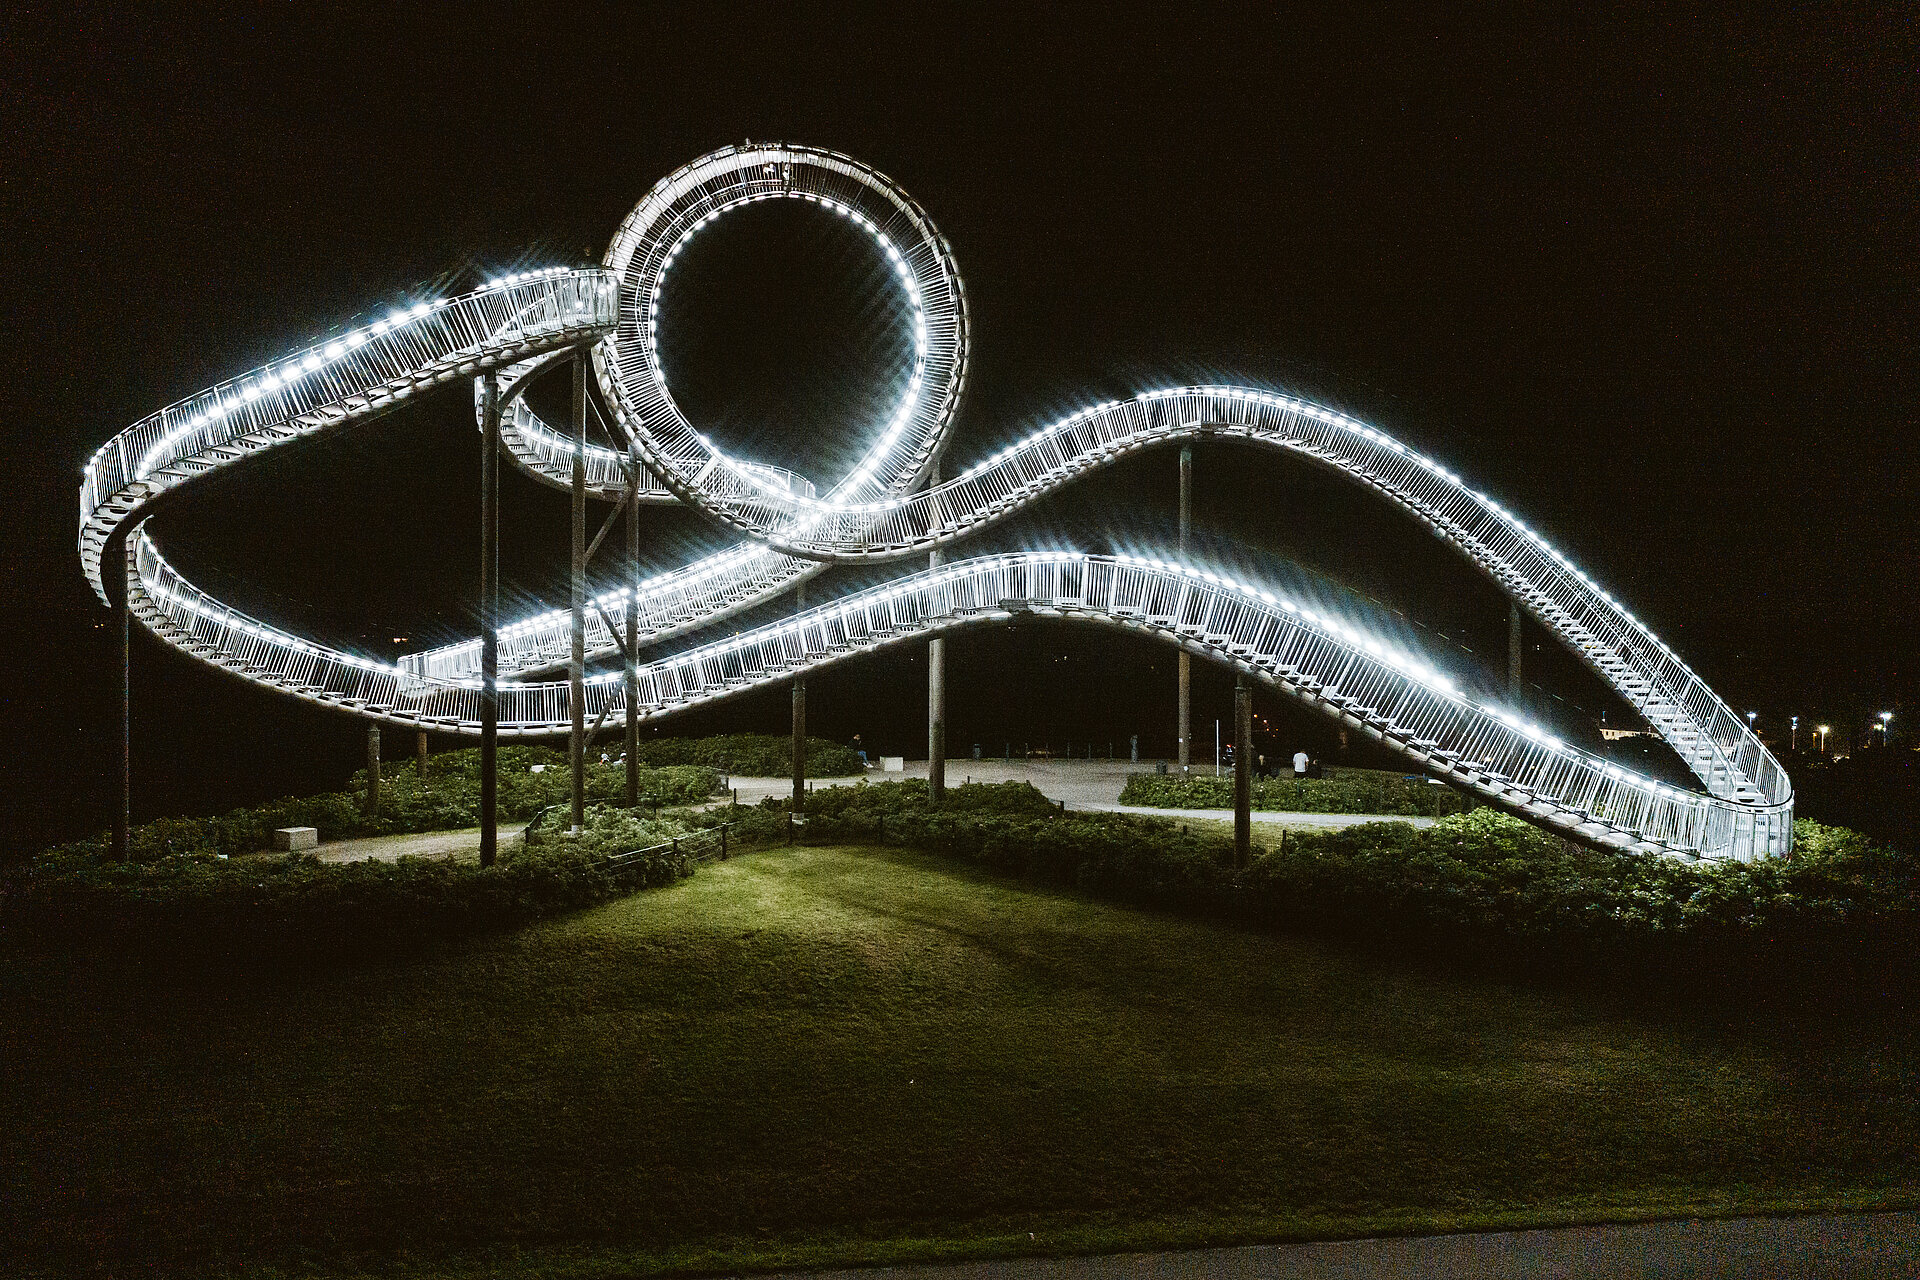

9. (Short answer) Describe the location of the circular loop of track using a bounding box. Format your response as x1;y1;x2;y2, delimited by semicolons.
595;143;969;515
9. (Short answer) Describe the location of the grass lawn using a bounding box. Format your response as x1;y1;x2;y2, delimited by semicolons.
3;845;1916;1278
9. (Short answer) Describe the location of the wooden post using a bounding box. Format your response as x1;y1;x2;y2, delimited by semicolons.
479;370;500;867
417;729;429;779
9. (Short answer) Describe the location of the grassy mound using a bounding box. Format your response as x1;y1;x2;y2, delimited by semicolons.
3;845;1914;1277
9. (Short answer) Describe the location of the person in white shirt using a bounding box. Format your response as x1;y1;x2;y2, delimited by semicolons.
1292;750;1309;776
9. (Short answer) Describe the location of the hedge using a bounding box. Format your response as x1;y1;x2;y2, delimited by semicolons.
1118;766;1468;816
630;733;866;777
781;780;1920;963
2;832;694;954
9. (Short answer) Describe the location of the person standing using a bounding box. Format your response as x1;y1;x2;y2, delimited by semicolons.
1292;749;1309;777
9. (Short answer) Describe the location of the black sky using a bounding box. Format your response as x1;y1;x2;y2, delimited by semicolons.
1;6;1913;848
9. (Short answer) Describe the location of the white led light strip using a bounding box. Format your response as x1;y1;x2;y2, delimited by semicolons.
80;143;1791;861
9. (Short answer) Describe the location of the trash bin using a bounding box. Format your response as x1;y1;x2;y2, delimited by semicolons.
972;744;981;759
1156;760;1168;775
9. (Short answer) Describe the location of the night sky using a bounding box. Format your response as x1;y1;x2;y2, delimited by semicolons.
2;8;1912;850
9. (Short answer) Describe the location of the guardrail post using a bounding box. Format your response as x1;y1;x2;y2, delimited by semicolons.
720;824;729;859
569;351;587;835
1177;443;1193;769
479;370;500;868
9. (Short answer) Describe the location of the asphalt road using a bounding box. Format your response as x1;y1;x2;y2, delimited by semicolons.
801;1214;1920;1280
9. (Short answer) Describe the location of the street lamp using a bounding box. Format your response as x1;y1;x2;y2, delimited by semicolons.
1791;715;1799;751
1818;724;1830;754
1879;711;1894;745
1747;710;1758;735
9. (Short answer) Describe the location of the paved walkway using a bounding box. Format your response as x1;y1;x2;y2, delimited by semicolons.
287;761;1432;864
802;1213;1920;1280
301;824;528;864
722;759;1437;830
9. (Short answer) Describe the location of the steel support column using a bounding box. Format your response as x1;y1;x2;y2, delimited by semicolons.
1234;675;1252;868
479;371;500;867
112;537;129;861
1508;600;1523;703
417;729;429;779
365;722;381;817
569;353;587;834
625;450;642;809
928;464;946;803
1177;443;1192;769
792;582;807;813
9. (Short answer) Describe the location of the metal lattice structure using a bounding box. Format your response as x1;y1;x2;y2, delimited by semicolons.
81;142;1792;861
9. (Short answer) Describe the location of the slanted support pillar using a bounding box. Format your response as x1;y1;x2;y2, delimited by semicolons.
1508;601;1523;703
1234;675;1252;868
365;722;381;818
792;581;807;814
625;452;642;809
1177;444;1193;769
479;370;500;867
928;463;946;804
569;353;588;835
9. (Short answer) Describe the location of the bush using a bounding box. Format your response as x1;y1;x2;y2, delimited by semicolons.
1119;766;1467;816
630;733;865;777
4;835;679;954
775;783;1920;962
523;804;702;882
0;749;761;952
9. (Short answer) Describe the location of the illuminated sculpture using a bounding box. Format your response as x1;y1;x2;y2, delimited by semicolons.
80;144;1792;860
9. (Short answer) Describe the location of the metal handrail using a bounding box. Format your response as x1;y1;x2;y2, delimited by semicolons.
123;547;1789;859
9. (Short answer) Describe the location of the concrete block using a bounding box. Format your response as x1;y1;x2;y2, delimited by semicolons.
881;756;905;772
274;827;318;852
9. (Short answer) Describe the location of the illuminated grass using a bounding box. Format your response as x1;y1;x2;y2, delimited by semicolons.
2;846;1915;1278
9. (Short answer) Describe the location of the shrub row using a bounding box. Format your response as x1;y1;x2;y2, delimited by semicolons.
630;733;865;777
12;746;718;867
784;780;1920;960
1118;766;1468;816
3;833;696;954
